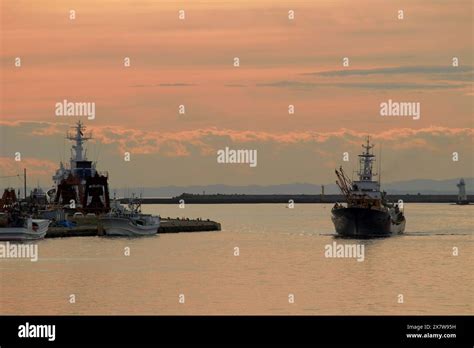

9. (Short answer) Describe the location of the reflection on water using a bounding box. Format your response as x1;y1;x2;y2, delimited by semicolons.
0;204;472;315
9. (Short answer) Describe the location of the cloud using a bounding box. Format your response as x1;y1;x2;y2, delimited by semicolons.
156;83;196;87
0;120;68;136
224;84;247;87
0;157;57;177
257;81;316;89
304;65;474;77
130;83;197;88
257;80;466;90
1;121;472;186
2;120;472;158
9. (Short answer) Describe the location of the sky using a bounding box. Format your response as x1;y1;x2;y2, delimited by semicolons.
0;0;473;189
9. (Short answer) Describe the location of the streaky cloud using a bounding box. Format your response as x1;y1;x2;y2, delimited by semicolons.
130;83;196;88
257;80;467;90
304;65;474;77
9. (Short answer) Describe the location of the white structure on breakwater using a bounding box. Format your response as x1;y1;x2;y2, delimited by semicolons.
456;178;468;204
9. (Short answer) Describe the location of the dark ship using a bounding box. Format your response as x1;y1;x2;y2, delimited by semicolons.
50;121;110;214
0;188;18;210
331;137;406;238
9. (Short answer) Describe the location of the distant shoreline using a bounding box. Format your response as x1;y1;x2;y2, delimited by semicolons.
121;194;473;204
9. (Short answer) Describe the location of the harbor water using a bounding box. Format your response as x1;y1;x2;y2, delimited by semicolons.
0;204;472;315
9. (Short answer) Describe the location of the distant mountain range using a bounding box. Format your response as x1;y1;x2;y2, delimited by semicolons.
113;178;474;198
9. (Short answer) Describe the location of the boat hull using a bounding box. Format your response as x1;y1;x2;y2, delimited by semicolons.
100;217;159;237
331;207;405;238
0;219;50;241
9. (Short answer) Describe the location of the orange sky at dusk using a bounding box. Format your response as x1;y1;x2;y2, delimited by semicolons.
1;0;472;188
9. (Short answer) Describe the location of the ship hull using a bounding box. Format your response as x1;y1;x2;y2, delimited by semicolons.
331;207;405;238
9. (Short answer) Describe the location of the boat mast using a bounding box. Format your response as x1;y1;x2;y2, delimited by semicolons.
378;144;382;186
67;121;92;166
358;136;375;182
24;168;27;199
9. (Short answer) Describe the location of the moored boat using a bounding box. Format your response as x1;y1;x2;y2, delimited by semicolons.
100;199;160;237
100;215;160;237
51;121;110;214
0;212;50;241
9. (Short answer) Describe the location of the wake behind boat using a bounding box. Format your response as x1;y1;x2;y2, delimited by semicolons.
100;198;160;237
331;137;406;238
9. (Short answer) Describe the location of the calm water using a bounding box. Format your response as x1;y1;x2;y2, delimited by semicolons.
0;204;472;315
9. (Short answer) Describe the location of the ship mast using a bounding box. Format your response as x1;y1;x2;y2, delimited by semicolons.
66;121;92;166
358;136;377;182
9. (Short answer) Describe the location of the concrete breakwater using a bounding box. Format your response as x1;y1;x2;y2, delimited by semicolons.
159;218;221;233
123;194;474;204
45;218;221;238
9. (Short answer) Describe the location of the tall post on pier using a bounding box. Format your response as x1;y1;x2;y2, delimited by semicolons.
24;168;27;200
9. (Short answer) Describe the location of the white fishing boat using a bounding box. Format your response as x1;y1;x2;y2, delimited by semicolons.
100;199;160;237
0;213;50;241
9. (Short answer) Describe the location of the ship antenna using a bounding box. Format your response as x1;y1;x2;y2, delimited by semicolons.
378;143;382;186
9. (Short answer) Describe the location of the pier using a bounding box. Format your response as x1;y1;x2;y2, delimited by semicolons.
45;218;221;238
123;194;474;204
158;218;221;233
